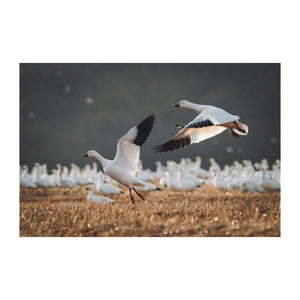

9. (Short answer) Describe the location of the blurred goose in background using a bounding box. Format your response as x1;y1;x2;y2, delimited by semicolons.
136;160;155;182
208;158;221;174
21;165;33;181
134;180;161;192
41;164;56;187
20;167;37;188
239;176;263;194
211;170;231;191
32;163;49;188
20;153;280;195
69;163;93;185
61;166;79;187
192;156;209;178
83;114;155;205
271;165;280;185
177;165;202;186
50;169;60;186
228;169;243;191
153;100;248;152
260;158;269;170
86;185;116;203
165;170;202;191
259;167;280;191
56;167;79;188
96;172;124;195
159;174;168;189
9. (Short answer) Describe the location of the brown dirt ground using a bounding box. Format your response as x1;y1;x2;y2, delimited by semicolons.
19;185;280;237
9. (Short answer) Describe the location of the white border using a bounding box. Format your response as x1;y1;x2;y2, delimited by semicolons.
1;1;299;299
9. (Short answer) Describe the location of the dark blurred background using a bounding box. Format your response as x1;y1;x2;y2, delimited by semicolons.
20;63;280;171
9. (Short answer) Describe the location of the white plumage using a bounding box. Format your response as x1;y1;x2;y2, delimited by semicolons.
96;172;123;195
83;114;155;205
153;100;248;152
86;185;116;203
259;168;280;191
20;157;280;195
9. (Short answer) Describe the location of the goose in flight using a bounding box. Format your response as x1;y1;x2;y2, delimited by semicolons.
153;100;248;152
83;114;155;205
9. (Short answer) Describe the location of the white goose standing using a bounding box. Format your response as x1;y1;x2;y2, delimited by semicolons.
86;185;116;203
259;167;280;191
83;114;155;205
20;167;37;188
96;172;124;195
153;100;248;152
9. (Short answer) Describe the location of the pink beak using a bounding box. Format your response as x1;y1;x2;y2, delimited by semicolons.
82;152;88;157
174;102;180;107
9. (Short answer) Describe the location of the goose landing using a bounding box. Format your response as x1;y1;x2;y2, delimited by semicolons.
83;114;155;205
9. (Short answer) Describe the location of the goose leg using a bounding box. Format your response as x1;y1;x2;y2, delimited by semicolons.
129;188;135;205
132;187;145;201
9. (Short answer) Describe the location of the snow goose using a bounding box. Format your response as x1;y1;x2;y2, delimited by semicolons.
259;168;280;191
83;114;155;205
32;164;49;188
239;178;263;194
70;163;93;185
41;164;56;187
134;180;161;192
56;167;79;188
21;165;33;181
153;100;248;152
165;170;202;191
211;170;231;191
61;166;79;187
50;169;60;186
159;174;168;189
86;185;116;203
136;160;155;182
96;172;124;195
193;156;209;178
20;167;37;188
228;169;242;191
271;164;280;185
177;166;202;185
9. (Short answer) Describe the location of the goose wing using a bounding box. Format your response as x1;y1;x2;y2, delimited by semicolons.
201;107;239;124
153;112;228;152
114;114;155;175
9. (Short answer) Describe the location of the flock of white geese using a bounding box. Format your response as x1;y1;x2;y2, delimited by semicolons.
20;100;279;204
20;157;280;202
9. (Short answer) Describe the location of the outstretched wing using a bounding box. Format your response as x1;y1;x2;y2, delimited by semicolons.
153;112;227;152
114;114;155;175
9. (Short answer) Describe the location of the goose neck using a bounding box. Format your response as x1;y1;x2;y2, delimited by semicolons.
186;102;211;113
92;152;109;169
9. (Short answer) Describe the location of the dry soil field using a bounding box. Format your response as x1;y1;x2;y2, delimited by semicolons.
19;186;280;237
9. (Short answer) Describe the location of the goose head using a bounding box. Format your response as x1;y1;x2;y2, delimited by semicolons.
195;156;201;163
82;150;98;158
254;163;261;170
174;99;190;108
85;184;94;191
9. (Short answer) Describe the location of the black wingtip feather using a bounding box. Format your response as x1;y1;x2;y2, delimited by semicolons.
134;114;155;147
187;119;214;128
153;136;191;153
230;129;240;138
